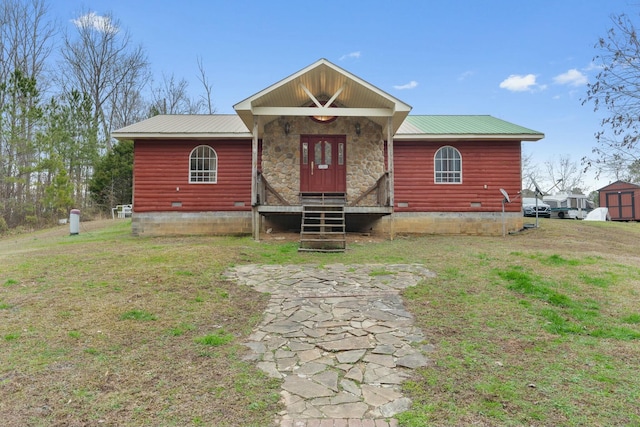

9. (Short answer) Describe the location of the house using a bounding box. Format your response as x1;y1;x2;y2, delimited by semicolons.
598;181;640;221
112;59;544;244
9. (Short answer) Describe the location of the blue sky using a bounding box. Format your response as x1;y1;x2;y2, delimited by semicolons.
50;0;633;192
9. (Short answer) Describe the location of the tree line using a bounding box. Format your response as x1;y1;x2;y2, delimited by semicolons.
0;0;213;231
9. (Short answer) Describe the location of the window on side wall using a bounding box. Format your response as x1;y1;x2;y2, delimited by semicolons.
434;146;462;183
189;145;217;183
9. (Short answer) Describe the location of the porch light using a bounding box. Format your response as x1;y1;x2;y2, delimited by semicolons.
311;114;337;123
284;122;291;135
355;122;361;136
309;101;337;123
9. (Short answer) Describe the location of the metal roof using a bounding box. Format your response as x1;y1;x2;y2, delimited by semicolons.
112;114;544;141
111;114;251;139
596;180;640;191
396;115;544;141
112;60;543;143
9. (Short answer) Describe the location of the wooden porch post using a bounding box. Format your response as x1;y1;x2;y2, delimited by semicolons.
251;117;260;241
387;116;395;240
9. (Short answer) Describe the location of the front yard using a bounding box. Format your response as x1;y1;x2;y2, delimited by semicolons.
1;218;639;426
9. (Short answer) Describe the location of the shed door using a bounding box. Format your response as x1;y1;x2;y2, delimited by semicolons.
300;135;346;193
606;191;635;220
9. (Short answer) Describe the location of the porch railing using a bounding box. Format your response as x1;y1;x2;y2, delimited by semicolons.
257;171;390;207
256;172;289;206
348;172;390;207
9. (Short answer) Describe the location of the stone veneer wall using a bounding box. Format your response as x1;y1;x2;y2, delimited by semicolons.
261;116;385;205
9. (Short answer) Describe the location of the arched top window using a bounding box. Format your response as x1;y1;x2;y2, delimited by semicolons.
434;146;462;183
189;145;217;183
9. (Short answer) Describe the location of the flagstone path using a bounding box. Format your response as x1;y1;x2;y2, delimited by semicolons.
224;264;436;427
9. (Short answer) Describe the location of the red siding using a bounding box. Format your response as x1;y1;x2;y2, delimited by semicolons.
393;140;522;213
134;139;252;212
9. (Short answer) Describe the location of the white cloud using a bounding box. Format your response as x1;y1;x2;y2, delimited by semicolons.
584;61;603;72
499;74;541;92
393;80;418;90
339;51;361;61
458;70;475;81
72;12;118;34
553;69;588;86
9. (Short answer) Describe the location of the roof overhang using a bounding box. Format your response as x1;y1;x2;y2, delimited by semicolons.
393;133;545;141
233;58;412;137
112;132;251;140
111;114;251;140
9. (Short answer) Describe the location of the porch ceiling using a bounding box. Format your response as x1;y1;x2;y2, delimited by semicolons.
233;58;411;137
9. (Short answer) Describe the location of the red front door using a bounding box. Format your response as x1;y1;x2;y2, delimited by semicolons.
300;135;346;193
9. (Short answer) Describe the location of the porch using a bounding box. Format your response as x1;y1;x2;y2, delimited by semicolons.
232;60;411;245
255;171;392;214
254;173;393;250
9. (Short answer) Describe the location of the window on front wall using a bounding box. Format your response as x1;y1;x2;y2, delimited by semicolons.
434;146;462;183
189;145;217;183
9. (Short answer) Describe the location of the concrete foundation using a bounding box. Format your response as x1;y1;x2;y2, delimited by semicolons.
131;212;252;237
374;212;524;236
131;211;523;238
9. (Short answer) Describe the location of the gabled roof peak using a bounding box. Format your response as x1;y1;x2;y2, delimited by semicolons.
233;58;411;136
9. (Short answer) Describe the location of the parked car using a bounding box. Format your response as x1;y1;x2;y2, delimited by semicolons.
522;197;551;218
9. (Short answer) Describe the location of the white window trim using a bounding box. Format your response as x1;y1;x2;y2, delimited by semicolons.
189;145;218;184
434;145;462;184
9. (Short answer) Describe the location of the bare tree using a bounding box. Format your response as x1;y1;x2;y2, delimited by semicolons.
583;11;640;179
196;56;216;114
545;155;585;194
59;10;148;149
582;135;639;180
0;0;55;88
521;150;544;191
149;72;203;115
108;71;148;131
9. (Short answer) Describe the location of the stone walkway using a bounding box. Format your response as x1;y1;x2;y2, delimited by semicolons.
224;264;436;427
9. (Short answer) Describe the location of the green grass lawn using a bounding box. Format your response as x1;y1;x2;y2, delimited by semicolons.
1;218;639;426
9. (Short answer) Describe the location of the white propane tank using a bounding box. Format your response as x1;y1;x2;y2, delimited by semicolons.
70;209;80;235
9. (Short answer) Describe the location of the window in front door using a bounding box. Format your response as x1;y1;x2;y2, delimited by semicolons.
314;140;332;167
